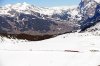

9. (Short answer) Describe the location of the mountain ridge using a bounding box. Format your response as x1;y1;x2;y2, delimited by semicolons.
0;0;100;40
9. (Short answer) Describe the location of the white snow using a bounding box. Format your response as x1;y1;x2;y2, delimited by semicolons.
0;51;100;66
0;2;100;66
0;32;100;66
95;0;100;3
51;5;77;10
0;32;100;52
0;3;78;16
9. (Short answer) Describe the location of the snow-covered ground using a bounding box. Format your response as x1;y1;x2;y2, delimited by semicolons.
0;31;100;52
0;32;100;66
0;51;100;66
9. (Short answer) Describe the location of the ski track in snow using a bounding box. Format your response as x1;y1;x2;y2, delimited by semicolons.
0;32;100;66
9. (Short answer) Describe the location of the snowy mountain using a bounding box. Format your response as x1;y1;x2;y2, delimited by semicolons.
0;0;100;40
0;1;100;66
79;0;97;17
0;2;49;15
0;2;81;21
0;2;80;41
79;0;100;31
0;2;77;15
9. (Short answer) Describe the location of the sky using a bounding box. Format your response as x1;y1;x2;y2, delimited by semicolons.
0;0;80;7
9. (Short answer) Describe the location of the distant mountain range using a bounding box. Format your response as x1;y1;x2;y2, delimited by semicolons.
0;0;100;40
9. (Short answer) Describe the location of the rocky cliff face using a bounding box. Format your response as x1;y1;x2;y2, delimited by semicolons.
79;0;100;31
79;0;97;18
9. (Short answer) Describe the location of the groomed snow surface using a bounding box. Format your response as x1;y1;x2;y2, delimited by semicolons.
0;32;100;66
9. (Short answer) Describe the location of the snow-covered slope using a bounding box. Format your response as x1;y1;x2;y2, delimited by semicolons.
0;1;100;66
0;31;100;52
0;2;47;15
51;5;77;10
95;0;100;3
0;51;100;66
0;32;100;66
86;22;100;31
0;2;78;16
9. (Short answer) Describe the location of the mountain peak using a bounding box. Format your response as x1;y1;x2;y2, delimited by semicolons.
81;0;100;3
79;0;95;8
4;2;35;9
79;0;97;15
